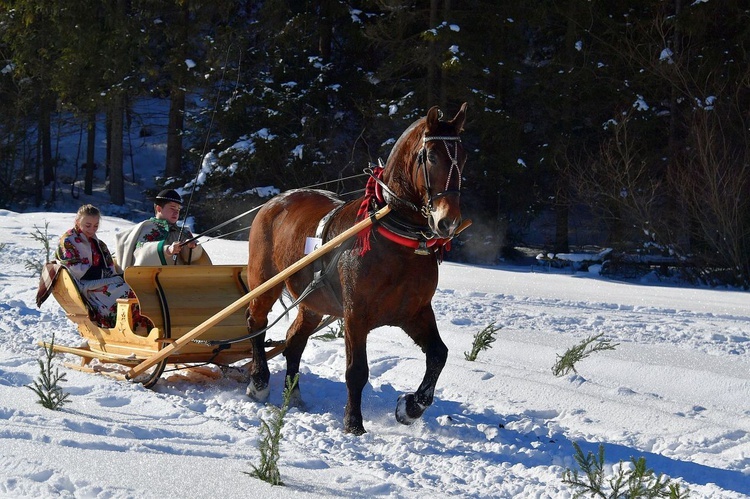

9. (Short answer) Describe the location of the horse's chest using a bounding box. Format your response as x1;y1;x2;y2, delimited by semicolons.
348;255;438;298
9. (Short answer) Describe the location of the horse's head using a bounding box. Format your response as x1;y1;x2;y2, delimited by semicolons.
417;103;467;238
382;103;468;240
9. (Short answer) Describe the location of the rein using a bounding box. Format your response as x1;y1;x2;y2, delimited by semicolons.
182;174;369;246
364;163;419;213
173;45;239;262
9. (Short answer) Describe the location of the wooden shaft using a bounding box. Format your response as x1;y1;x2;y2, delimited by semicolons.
127;204;391;380
456;218;472;236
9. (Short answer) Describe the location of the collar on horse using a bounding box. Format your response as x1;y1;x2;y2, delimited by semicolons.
355;135;462;256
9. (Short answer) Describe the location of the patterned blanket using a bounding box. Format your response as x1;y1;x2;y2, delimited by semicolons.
35;262;63;307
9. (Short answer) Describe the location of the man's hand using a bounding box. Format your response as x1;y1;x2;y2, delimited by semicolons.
166;241;182;256
166;240;198;256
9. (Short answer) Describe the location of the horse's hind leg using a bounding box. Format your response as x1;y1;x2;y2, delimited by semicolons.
245;285;283;401
395;305;448;425
282;304;323;407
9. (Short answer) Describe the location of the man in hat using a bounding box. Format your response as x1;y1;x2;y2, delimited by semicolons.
115;189;208;269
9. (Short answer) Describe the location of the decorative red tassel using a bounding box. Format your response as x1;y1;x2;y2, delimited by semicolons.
354;167;383;256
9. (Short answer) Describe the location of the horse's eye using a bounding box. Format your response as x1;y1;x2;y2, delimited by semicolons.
427;152;439;165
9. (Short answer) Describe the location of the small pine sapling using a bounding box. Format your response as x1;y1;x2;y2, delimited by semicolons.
314;318;344;341
24;222;52;276
552;333;618;377
562;442;689;498
464;322;500;361
27;333;70;410
246;373;299;485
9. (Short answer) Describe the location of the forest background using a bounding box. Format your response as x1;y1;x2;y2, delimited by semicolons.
1;0;748;287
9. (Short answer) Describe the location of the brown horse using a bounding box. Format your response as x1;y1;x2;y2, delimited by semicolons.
244;103;468;435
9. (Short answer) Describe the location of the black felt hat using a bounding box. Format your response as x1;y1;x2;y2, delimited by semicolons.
155;189;183;205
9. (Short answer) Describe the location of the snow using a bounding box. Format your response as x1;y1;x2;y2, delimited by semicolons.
537;249;612;264
633;95;650;111
660;47;674;64
2;99;749;498
1;210;749;498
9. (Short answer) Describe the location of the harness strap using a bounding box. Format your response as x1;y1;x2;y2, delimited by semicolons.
193;244;348;347
314;202;347;279
315;203;346;240
419;136;463;213
375;225;451;251
364;164;419;213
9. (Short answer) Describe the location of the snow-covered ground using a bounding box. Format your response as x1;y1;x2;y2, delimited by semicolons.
1;210;748;498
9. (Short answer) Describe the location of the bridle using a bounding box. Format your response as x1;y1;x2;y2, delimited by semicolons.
369;134;464;220
356;133;464;255
418;135;463;220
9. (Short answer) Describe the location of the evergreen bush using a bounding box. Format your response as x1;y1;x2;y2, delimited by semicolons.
464;322;500;361
552;333;618;377
27;333;70;411
562;442;689;498
246;374;299;486
24;222;51;276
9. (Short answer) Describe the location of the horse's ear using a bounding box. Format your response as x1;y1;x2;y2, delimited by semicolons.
426;106;441;130
449;102;468;134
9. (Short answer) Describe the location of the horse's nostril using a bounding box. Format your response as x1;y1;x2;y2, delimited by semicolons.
437;218;458;236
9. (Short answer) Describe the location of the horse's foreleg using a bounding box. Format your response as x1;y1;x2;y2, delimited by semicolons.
282;306;322;408
396;306;448;425
245;291;280;401
343;319;369;435
246;331;270;401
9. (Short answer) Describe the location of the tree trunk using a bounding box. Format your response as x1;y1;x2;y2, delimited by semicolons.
427;0;439;105
552;1;580;254
165;1;189;180
105;109;112;181
84;112;96;195
318;0;332;61
554;202;570;253
40;94;54;186
109;96;125;205
439;0;451;108
165;89;185;179
668;0;682;162
34;125;42;206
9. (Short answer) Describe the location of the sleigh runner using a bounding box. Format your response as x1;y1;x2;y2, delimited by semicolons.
43;263;285;387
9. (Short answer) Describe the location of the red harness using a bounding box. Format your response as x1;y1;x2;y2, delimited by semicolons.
373;225;451;250
355;166;452;256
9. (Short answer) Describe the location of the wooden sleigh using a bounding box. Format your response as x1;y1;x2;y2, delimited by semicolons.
45;264;286;387
43;205;392;388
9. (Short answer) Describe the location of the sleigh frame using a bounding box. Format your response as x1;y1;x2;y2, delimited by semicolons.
45;264;285;387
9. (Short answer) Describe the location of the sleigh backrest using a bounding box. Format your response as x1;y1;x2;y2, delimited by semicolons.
51;266;95;325
123;265;251;344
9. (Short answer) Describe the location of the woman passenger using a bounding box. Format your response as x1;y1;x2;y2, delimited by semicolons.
55;204;145;329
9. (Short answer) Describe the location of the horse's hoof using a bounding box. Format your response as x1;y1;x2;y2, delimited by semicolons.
395;393;426;425
344;423;367;436
343;414;367;435
288;388;306;410
246;380;270;401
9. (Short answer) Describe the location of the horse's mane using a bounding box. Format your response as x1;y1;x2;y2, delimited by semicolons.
385;118;425;168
